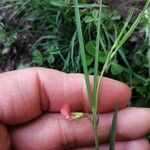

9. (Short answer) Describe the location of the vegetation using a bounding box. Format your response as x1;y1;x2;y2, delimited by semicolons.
0;0;149;106
0;0;150;148
74;0;150;149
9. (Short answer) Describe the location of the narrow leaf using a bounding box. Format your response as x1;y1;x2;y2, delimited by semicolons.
94;0;102;114
111;0;150;58
147;49;150;77
74;0;92;104
109;105;118;150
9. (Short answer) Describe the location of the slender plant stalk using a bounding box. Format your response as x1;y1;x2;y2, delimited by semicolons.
145;8;150;77
93;0;102;110
74;0;150;149
147;34;150;77
92;0;103;149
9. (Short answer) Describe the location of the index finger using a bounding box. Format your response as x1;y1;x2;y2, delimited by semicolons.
0;67;131;125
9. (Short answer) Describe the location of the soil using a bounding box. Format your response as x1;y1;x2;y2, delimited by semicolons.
105;0;146;21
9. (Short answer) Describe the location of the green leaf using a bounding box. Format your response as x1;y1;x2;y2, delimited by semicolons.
111;10;121;20
32;50;43;66
85;41;107;63
111;63;123;75
109;105;118;150
47;55;55;64
147;49;150;77
84;15;94;23
85;41;96;56
92;10;98;19
49;0;64;7
86;54;94;66
98;52;107;63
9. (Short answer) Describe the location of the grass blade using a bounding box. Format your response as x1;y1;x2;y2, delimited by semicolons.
94;0;102;112
109;105;118;150
111;0;150;58
110;8;134;53
96;0;150;96
147;47;150;77
74;0;92;104
147;23;150;77
95;7;135;104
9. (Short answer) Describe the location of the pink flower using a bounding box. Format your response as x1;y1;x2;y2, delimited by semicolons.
60;104;71;120
61;104;84;121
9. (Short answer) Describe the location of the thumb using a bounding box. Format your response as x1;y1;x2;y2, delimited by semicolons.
0;123;11;149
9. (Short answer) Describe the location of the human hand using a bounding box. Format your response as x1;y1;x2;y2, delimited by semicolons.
0;68;149;150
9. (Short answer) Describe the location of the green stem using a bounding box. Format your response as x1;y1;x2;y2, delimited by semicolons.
93;125;99;150
92;111;99;150
93;1;102;149
147;25;150;77
93;0;102;110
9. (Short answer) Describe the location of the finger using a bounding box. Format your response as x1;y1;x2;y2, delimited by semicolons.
0;67;131;125
76;139;150;150
10;108;150;149
0;123;11;149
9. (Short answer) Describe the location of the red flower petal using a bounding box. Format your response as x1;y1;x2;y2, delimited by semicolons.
60;104;71;120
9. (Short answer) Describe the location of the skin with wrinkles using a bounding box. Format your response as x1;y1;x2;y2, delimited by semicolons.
0;67;149;150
